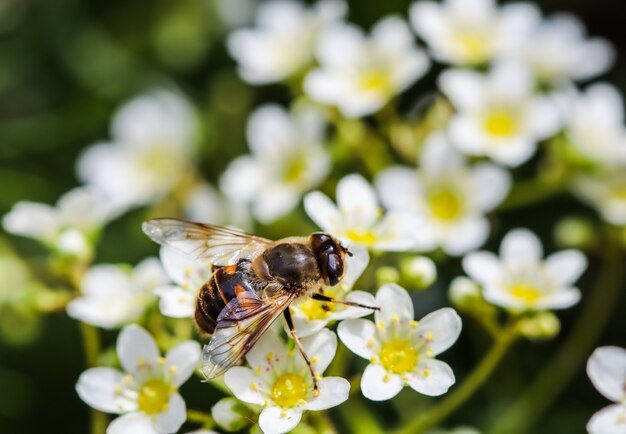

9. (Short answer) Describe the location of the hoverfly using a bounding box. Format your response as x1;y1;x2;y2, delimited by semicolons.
142;218;378;390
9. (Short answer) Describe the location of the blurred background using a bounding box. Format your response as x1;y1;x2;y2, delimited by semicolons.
0;0;625;433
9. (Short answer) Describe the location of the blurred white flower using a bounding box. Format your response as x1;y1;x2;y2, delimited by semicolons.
304;174;422;252
2;187;116;258
220;104;330;223
154;246;212;319
463;228;587;311
410;0;539;65
76;325;201;434
77;90;197;209
338;284;461;401
67;258;167;329
183;182;252;231
514;14;614;85
586;346;626;434
376;133;511;256
575;169;626;225
290;244;374;337
439;61;561;166
560;84;626;166
227;0;347;84
304;16;430;117
224;329;349;434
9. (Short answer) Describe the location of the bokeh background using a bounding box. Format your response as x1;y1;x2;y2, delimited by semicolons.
0;0;625;433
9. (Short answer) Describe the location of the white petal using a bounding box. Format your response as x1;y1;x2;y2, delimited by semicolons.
438;70;485;111
537;289;581;310
303;191;341;233
407;359;455;396
304;377;350;410
159;246;196;285
154;392;186;434
166;341;201;387
500;228;543;267
2;202;59;241
331;291;377;321
375;283;414;324
301;329;337;374
462;251;502;286
337;319;377;360
340;245;369;290
117;325;160;376
76;368;136;414
375;166;420;212
223;367;265;406
244;330;288;371
442;217;490;256
415;308;462;356
155;286;195;318
470;164;511;211
107;413;158;434
421;132;464;172
336;174;379;227
587;404;626;434
587;346;626;403
545;250;588;286
258;406;302;434
361;364;403;401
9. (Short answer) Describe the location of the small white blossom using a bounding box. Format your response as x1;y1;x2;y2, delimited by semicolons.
304;16;429;117
224;329;349;434
463;228;587;311
514;14;614;85
290;244;374;337
410;0;539;65
154;246;213;319
220;104;330;223
560;84;626;166
575;169;626;225
183;183;252;231
338;284;461;401
587;346;626;434
227;0;347;84
3;187;116;258
304;174;422;252
77;90;197;209
439;61;561;166
67;258;168;329
76;325;201;434
376;133;511;255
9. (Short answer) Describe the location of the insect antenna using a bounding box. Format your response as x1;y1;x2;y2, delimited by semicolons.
311;292;380;311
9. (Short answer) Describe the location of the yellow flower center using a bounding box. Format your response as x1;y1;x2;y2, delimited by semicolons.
297;298;332;320
451;31;490;63
509;283;543;305
359;70;393;93
380;339;418;374
428;189;462;221
271;374;308;408
483;110;519;138
345;229;378;245
283;155;307;183
137;379;172;415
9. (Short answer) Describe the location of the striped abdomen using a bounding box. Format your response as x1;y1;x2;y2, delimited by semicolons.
194;260;257;334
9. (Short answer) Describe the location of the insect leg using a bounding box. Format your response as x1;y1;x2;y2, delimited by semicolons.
311;292;380;311
283;308;319;392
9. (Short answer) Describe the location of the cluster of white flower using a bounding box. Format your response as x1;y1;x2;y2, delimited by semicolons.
587;346;626;434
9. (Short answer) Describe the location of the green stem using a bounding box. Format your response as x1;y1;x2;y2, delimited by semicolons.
487;246;624;434
186;409;215;428
79;322;107;434
338;397;385;434
392;324;520;434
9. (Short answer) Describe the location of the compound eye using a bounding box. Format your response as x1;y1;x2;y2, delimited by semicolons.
325;253;344;286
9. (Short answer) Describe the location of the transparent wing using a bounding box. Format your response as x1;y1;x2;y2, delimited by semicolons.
142;218;272;266
200;290;296;380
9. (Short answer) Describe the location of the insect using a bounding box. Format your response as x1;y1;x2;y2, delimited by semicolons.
142;217;378;390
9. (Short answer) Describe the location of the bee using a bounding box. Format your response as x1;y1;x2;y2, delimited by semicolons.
142;218;378;390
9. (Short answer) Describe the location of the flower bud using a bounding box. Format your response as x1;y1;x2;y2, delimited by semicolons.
376;266;400;286
518;311;561;341
211;397;252;432
449;277;481;310
400;256;437;290
554;217;595;249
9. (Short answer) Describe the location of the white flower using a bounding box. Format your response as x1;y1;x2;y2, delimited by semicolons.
439;61;561;166
77;90;197;209
154;246;213;319
220;104;330;223
574;169;626;225
183;183;252;231
2;187;116;257
410;0;539;65
304;16;429;117
76;325;201;434
290;244;375;337
338;284;461;401
376;133;511;256
223;329;349;434
227;0;347;84
514;14;614;84
67;258;168;329
560;84;626;166
462;228;587;311
587;346;626;434
304;174;422;252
